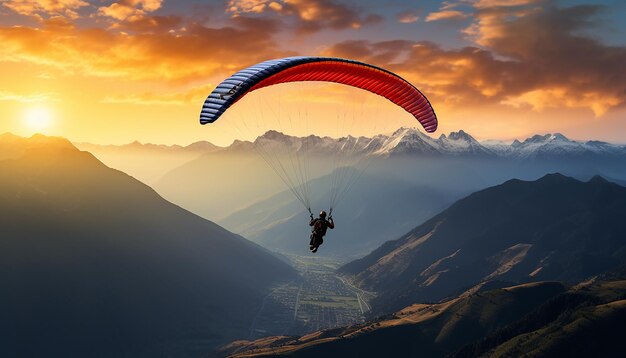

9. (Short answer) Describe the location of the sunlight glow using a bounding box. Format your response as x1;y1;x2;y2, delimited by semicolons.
24;107;53;133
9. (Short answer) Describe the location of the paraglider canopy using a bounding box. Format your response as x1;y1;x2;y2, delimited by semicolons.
200;56;437;133
198;56;439;216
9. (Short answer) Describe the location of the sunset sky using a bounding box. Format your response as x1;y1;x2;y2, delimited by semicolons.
0;0;625;146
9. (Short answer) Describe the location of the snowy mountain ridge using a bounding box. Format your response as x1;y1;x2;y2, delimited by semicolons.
68;127;626;159
225;127;626;159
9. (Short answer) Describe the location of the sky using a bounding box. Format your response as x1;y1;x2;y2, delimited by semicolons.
0;0;624;146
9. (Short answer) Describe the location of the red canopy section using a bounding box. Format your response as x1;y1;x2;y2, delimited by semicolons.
248;61;437;133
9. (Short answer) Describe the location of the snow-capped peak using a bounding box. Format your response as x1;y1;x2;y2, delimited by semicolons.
447;130;474;142
375;127;440;155
436;130;494;156
522;133;570;145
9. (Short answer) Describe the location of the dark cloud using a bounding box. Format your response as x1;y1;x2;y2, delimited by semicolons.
469;3;626;114
324;4;626;115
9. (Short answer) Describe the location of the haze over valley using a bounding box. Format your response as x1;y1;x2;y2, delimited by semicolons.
3;130;626;357
76;128;626;258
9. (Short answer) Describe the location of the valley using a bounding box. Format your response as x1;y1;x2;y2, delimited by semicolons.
248;255;376;340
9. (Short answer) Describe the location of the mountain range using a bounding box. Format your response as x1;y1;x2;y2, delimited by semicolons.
221;128;626;159
0;134;296;357
151;129;626;258
74;140;221;184
220;174;626;357
340;174;626;314
76;128;626;188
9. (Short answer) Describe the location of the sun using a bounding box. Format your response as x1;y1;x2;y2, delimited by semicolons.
24;107;53;133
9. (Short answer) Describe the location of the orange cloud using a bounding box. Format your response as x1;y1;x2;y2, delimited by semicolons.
396;10;419;24
98;3;138;20
472;0;540;9
0;15;291;83
101;85;214;105
501;88;621;116
97;0;163;21
425;10;469;22
0;90;53;102
1;0;88;19
110;14;184;33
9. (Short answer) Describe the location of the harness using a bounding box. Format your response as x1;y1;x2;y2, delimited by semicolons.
312;219;328;236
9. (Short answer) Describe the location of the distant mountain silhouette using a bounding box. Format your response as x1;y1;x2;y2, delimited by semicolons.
155;149;300;221
75;139;221;184
0;134;296;357
340;174;626;314
0;132;76;160
219;168;459;258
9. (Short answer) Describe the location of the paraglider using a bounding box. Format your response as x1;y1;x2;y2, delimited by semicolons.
199;56;437;253
309;210;335;253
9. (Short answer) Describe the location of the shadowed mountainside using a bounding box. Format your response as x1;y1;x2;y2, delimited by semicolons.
219;168;458;258
221;277;626;357
218;174;626;357
340;174;626;314
453;278;626;358
220;281;567;357
0;134;297;357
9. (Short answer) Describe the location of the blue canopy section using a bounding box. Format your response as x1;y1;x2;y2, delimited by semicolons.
201;57;304;124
